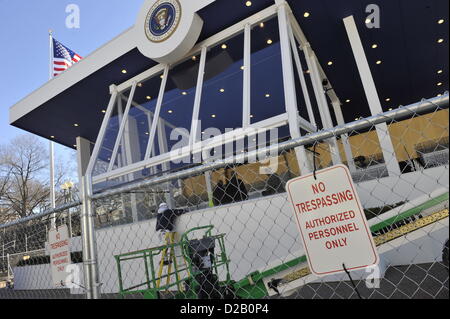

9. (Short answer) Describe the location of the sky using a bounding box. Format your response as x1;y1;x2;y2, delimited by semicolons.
0;0;145;182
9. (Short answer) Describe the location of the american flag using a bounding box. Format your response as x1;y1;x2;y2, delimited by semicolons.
52;38;82;77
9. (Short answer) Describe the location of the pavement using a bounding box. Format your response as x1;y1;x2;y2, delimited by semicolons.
0;262;448;299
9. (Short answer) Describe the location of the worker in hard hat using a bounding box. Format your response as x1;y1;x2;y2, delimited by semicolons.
156;202;186;264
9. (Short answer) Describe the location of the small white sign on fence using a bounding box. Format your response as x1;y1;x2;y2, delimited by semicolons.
286;164;379;276
48;224;72;287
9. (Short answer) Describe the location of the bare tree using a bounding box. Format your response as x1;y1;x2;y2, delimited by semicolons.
0;135;68;220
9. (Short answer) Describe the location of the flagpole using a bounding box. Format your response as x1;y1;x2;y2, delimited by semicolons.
49;30;56;229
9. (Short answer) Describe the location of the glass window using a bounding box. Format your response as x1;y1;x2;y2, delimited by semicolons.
250;17;286;124
197;32;245;137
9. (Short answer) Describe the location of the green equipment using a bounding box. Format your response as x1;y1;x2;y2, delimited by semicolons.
115;225;235;299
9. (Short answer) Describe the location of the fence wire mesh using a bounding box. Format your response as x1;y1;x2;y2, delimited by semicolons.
0;102;448;300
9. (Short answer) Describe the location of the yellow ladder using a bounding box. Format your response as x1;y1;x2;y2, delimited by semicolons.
155;232;189;291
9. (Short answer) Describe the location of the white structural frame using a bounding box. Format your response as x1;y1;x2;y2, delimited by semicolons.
88;1;349;185
343;15;401;176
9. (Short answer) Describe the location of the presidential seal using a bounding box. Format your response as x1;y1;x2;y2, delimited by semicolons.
145;0;182;43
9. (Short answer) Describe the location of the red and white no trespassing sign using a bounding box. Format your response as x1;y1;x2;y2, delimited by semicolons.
48;224;72;287
286;164;379;276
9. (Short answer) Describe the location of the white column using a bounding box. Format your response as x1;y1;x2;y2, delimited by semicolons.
157;118;175;208
303;43;342;166
277;1;311;175
243;23;251;129
343;15;401;176
330;100;357;172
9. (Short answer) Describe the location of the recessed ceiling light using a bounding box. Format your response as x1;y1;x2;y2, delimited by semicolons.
437;38;444;43
345;99;351;103
211;114;216;118
146;96;152;100
73;145;77;148
145;132;149;135
192;56;197;61
246;1;252;7
304;12;310;18
259;22;264;28
250;114;254;118
327;61;333;66
219;88;225;93
182;91;187;95
376;60;382;65
221;44;227;49
74;123;79;127
50;136;55;139
365;18;371;24
160;74;164;79
102;110;106;113
168;110;173;114
437;82;443;86
371;44;378;49
437;94;442;97
385;98;391;102
267;39;273;45
121;69;127;74
305;70;310;74
137;83;143;87
388;108;393;111
265;94;271;98
438;19;445;24
240;66;245;70
437;70;443;74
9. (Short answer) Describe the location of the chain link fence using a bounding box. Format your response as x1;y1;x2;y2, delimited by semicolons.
0;97;448;299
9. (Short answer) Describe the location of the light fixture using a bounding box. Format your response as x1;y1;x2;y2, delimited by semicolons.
50;135;55;139
74;123;79;127
246;1;252;7
146;96;152;100
388;108;393;111
365;18;371;24
221;44;227;49
385;98;391;102
121;69;127;74
137;83;143;87
73;145;77;148
182;91;187;95
265;94;271;98
327;61;333;66
250;114;254;118
102;110;106;113
211;114;216;118
145;132;149;135
304;12;310;18
437;70;443;74
437;38;444;43
192;56;197;61
160;74;164;79
437;82;443;86
168;110;173;114
259;22;264;28
438;19;445;24
345;99;351;103
376;60;382;65
267;39;273;45
241;66;245;70
219;88;225;93
371;44;378;49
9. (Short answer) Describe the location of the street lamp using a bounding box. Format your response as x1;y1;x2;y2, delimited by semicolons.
61;181;74;237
